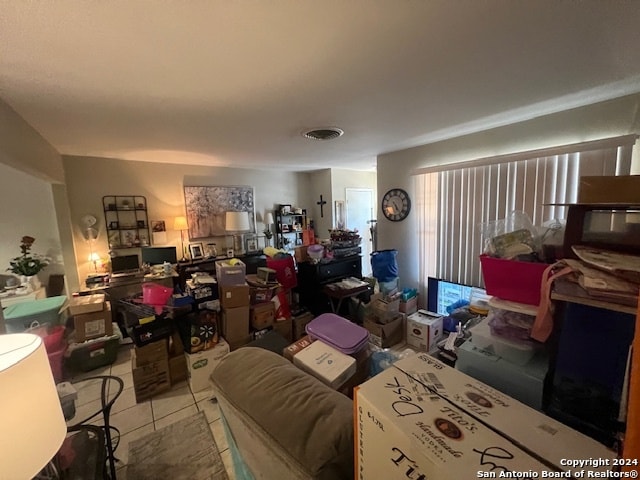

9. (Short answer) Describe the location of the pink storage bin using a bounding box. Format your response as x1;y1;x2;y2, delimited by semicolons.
142;282;173;313
48;345;67;383
479;254;550;306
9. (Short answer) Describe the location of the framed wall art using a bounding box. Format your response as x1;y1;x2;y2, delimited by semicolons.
184;186;255;239
189;242;204;259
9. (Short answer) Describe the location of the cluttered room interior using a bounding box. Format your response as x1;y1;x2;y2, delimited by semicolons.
2;3;640;477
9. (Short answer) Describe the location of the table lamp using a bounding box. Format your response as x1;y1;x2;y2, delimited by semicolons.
174;216;189;261
0;333;67;479
88;252;101;273
225;211;251;256
264;212;275;247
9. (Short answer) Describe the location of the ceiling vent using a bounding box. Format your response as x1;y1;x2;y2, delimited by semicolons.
302;127;344;141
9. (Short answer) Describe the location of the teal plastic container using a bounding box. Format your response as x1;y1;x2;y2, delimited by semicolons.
3;295;67;333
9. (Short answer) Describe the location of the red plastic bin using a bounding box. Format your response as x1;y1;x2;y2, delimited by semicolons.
479;254;550;306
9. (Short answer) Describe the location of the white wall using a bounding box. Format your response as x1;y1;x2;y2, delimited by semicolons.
62;155;315;285
377;93;640;295
0;163;65;288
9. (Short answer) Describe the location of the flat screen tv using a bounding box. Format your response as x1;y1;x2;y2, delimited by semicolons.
427;277;485;316
141;246;178;265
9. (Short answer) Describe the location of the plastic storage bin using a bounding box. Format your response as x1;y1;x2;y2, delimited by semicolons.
3;295;67;333
479;254;549;305
142;283;173;313
305;313;369;355
65;334;120;372
468;317;539;366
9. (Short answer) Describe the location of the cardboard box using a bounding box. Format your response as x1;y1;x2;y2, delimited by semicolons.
399;295;418;315
293;340;356;389
363;313;404;348
406;310;443;352
185;338;230;392
250;302;275;330
131;349;171;403
222;306;250;342
354;365;549;479
169;353;188;384
283;335;315;362
134;338;168;366
228;335;252;351
219;284;250;308
65;294;106;316
292;312;314;340
578;174;640;203
367;293;400;323
389;353;616;475
73;302;113;342
215;259;246;286
272;318;293;343
175;309;220;354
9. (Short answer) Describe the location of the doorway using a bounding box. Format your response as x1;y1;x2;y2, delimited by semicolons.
346;188;374;277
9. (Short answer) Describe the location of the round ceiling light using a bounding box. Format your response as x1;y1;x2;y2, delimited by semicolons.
301;127;344;141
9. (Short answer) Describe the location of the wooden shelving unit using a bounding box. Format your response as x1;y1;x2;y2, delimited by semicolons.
102;195;150;250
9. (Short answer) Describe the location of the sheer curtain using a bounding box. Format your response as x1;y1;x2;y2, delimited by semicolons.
415;135;637;299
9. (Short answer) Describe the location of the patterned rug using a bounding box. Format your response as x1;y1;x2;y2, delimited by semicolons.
127;411;228;480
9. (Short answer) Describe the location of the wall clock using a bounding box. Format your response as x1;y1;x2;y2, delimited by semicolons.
381;188;411;222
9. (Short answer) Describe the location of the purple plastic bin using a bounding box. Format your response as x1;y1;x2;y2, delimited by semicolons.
305;313;369;355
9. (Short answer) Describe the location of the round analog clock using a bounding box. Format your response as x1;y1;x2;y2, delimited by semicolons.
381;188;411;222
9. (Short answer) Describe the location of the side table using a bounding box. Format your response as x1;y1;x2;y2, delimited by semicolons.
67;375;124;479
322;283;371;320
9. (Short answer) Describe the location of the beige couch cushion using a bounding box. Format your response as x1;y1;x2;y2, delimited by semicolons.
210;347;354;479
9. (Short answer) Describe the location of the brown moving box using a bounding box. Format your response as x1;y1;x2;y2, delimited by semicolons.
219;284;250;308
292;311;314;340
578;175;640;203
272;318;293;343
131;349;171;403
283;335;314;362
134;338;168;366
363;313;404;348
169;354;188;384
65;294;106;316
74;302;113;342
222;306;250;342
250;302;275;330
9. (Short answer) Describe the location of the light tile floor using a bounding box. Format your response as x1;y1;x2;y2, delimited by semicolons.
68;342;235;480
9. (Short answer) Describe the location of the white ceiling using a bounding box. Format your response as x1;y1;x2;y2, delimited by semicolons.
2;1;640;172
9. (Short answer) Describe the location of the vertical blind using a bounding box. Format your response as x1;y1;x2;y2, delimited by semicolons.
415;135;637;294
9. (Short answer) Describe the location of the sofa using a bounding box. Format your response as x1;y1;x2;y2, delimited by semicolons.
210;347;354;479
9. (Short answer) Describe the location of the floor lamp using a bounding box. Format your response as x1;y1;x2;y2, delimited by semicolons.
174;216;188;261
225;211;250;256
0;333;67;479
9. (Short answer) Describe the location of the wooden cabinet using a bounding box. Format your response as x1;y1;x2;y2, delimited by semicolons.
275;206;308;249
103;196;150;250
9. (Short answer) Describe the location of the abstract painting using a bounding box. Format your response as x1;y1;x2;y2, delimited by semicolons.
184;186;255;239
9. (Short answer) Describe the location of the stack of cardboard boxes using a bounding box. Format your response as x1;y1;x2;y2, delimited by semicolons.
65;294;121;374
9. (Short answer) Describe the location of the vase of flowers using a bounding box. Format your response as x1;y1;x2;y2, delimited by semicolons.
7;236;49;288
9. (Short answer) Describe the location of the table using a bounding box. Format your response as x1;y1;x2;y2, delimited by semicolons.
323;283;371;318
68;376;124;480
0;286;46;308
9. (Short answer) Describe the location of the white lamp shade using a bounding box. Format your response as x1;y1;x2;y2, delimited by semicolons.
173;216;188;231
225;211;251;232
264;212;274;225
0;334;67;478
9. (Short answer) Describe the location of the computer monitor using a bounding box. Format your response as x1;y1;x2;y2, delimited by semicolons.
111;254;140;274
141;246;178;265
427;277;481;316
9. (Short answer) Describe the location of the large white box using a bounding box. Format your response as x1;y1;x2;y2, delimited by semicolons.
355;365;549;479
293;340;356;389
185;338;230;392
390;352;616;474
406;310;443;351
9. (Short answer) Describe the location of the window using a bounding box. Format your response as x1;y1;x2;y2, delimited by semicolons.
415;135;637;293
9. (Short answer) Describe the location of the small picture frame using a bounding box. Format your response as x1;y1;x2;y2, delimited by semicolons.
245;234;258;253
280;204;292;215
139;231;150;247
109;221;119;230
151;220;166;232
189;242;204;259
137;220;146;228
